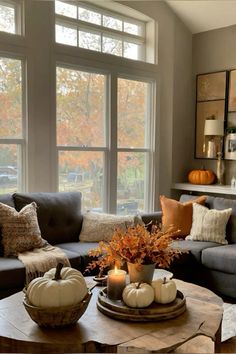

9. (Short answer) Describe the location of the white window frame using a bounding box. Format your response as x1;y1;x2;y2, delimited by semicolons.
55;0;146;62
0;53;27;192
114;74;156;214
56;63;110;211
0;0;23;35
56;62;155;214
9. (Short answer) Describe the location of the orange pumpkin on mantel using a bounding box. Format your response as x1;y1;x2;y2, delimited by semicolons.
188;169;216;185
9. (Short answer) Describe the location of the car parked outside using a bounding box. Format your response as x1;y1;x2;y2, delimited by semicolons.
0;166;18;184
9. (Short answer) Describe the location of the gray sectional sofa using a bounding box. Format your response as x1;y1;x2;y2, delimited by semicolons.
168;194;236;300
0;191;158;299
0;191;235;300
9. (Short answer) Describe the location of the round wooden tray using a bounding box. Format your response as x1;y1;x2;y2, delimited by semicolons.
97;288;186;321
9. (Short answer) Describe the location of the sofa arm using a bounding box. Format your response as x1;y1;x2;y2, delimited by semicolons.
141;211;162;228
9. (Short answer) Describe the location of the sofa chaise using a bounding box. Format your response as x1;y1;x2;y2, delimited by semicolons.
0;191;235;300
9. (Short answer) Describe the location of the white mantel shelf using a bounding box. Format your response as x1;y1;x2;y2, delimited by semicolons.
172;183;236;195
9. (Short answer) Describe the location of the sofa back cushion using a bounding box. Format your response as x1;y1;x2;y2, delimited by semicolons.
213;197;236;244
179;194;215;209
0;194;15;256
13;192;83;245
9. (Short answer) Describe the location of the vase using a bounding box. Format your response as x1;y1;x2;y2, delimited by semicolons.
127;262;155;284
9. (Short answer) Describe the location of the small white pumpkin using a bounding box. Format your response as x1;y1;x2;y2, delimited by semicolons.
152;277;177;304
122;282;154;308
26;263;88;308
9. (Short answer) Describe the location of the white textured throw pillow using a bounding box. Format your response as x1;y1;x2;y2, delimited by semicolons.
186;203;232;244
79;212;142;242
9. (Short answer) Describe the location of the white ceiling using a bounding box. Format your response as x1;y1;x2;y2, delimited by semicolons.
165;0;236;34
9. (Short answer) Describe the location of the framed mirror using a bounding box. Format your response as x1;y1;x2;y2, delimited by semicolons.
195;71;228;159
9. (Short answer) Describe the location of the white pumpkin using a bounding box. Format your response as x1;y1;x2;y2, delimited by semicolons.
152;277;177;304
122;282;154;308
26;263;88;307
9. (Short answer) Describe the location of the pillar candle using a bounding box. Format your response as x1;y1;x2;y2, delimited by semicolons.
107;268;127;301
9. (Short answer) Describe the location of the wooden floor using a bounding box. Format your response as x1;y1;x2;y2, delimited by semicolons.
221;337;236;353
220;295;236;353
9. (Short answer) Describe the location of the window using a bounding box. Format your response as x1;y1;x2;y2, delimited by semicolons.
0;56;25;192
55;1;146;61
117;78;153;214
56;65;155;214
57;66;107;211
0;0;22;35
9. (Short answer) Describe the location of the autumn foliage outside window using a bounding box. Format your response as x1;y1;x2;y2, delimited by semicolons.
56;66;154;214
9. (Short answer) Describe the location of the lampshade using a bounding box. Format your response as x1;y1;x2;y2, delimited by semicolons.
204;119;224;136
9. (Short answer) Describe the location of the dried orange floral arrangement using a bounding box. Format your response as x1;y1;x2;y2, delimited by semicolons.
86;223;183;276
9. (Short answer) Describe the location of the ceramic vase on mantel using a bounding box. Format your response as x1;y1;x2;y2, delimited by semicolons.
127;262;155;284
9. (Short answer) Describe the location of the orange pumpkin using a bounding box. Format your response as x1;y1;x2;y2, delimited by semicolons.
188;169;216;185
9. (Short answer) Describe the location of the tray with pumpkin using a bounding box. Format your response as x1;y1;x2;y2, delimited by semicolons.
97;277;186;321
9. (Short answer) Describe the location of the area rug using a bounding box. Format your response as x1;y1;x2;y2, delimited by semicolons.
222;303;236;342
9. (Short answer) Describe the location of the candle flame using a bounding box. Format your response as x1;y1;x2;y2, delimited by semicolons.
114;266;118;274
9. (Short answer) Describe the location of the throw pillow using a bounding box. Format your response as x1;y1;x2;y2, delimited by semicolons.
79;212;143;242
160;195;207;237
0;202;46;256
186;203;232;244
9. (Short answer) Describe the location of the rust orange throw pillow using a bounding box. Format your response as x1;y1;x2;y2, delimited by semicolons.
160;195;207;237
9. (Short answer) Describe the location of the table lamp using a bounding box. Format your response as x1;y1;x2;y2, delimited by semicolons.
204;118;224;158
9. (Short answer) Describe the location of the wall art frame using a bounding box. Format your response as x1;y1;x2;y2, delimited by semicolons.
224;133;236;160
228;69;236;112
195;70;228;159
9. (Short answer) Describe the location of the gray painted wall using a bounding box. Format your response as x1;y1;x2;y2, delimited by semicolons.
193;25;236;184
123;1;193;203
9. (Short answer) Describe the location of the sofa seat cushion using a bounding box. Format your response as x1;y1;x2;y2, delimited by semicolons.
13;192;83;245
202;244;236;274
0;257;25;291
56;242;99;273
57;248;82;270
57;242;99;255
171;240;220;262
0;248;82;292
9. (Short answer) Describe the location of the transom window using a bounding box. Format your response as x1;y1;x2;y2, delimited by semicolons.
55;1;146;61
0;0;22;35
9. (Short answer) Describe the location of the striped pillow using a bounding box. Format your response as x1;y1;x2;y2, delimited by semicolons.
0;202;46;256
186;203;232;244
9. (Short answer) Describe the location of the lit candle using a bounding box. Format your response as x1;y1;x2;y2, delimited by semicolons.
107;267;127;301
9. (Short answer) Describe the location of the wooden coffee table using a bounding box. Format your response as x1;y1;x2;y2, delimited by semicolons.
0;275;223;353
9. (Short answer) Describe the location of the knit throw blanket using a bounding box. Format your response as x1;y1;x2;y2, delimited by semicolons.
18;245;71;285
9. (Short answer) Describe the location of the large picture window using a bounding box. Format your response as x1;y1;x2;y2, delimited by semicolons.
56;65;155;214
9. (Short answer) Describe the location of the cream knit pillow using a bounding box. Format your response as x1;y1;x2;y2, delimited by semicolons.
79;212;143;242
186;203;232;244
